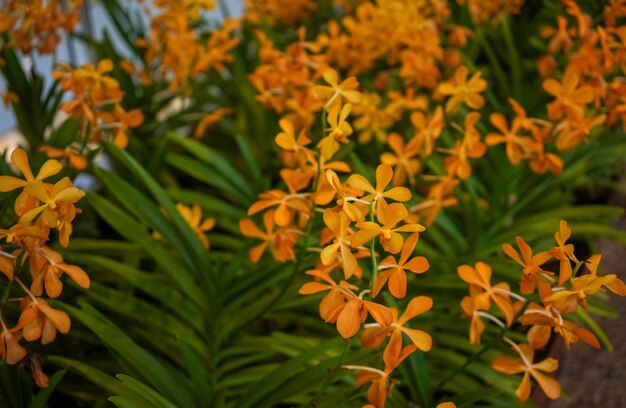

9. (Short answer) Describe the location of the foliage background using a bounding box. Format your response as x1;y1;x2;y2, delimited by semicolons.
0;0;625;407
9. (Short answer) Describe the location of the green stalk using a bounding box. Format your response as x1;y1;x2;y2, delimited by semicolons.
310;337;352;406
500;17;522;100
477;29;513;98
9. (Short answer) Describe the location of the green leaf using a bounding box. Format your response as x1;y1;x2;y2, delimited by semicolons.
450;387;502;407
28;369;67;408
177;336;213;406
95;167;199;274
104;142;214;296
238;338;342;408
86;282;207;360
235;133;265;192
47;356;147;403
48;118;81;147
166;188;246;219
166;153;250;205
86;192;205;308
63;253;204;332
109;397;148;408
167;132;255;201
113;374;178;408
401;350;432;408
56;302;196;407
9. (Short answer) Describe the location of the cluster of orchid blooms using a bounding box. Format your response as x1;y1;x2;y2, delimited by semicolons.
0;0;83;56
0;0;82;107
244;0;626;230
1;0;626;405
48;60;144;168
239;59;626;405
0;149;88;386
240;71;438;407
0;148;217;389
237;1;626;404
130;0;241;94
459;220;626;401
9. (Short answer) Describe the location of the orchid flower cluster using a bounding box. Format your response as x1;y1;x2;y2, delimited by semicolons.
241;0;588;230
130;0;241;94
0;149;88;387
458;220;626;402
240;69;439;408
241;0;626;231
49;60;144;168
0;0;83;57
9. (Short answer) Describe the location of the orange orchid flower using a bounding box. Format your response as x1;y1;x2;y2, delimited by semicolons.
540;16;575;53
0;316;26;364
444;112;487;179
544;270;626;313
325;169;367;222
38;145;88;171
460;295;486;345
274;118;315;165
239;210;298;263
17;297;71;345
409;106;444;157
299;269;358;322
0;147;62;198
554;112;606;151
437;65;487;113
345;345;415;408
20;178;85;227
492;342;561;401
347;164;412;215
176;203;215;250
485;113;534;165
543;69;594;120
520;305;600;349
313;68;363;109
502;237;553;294
193;108;233;139
325;289;393;339
320;209;360;279
0;251;16;281
529;142;563;175
373;233;429;298
0;224;48;246
351;202;425;255
28;246;90;298
457;262;516;326
361;296;433;368
379;133;421;186
313;160;351;205
413;175;459;225
548;220;579;284
318;102;354;160
247;183;310;227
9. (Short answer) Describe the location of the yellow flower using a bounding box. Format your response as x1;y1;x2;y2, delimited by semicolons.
313;68;363;109
438;65;487;113
176;203;215;250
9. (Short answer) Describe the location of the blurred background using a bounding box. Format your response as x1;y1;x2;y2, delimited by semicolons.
0;0;243;136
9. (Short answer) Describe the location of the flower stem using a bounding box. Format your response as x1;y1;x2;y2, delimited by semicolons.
310;337;352;407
